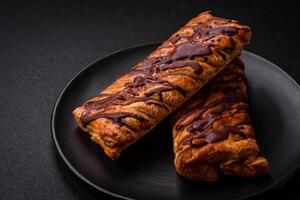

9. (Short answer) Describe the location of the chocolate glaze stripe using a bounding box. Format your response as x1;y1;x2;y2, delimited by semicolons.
195;26;238;37
81;112;150;130
84;95;115;110
85;97;169;111
181;125;245;147
170;42;211;60
160;60;203;75
145;86;182;99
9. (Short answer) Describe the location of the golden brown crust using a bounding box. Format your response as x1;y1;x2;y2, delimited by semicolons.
72;11;251;159
172;59;269;181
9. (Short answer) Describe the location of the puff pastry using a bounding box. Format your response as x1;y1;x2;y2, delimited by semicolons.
173;59;269;181
73;11;251;159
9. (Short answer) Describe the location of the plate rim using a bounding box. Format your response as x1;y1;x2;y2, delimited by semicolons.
51;42;300;200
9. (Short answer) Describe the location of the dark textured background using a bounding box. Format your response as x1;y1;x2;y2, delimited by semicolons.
0;0;299;199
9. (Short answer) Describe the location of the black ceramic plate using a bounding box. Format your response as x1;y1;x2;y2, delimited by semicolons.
51;43;300;200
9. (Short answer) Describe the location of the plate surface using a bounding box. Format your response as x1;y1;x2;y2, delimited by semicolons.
51;43;300;200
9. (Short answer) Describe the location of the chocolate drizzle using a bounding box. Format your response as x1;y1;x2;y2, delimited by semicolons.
84;96;169;111
206;26;238;36
205;126;243;143
145;86;175;98
79;15;248;130
160;60;203;75
170;42;211;60
180;95;249;147
193;25;238;37
81;112;149;129
176;61;251;148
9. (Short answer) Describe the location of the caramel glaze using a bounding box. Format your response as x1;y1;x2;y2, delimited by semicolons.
80;17;249;131
175;60;251;147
